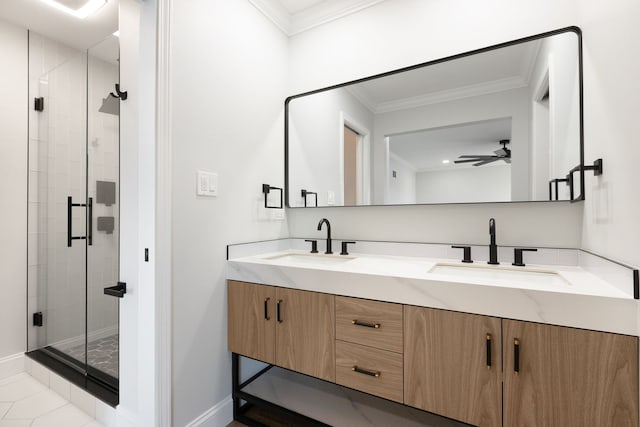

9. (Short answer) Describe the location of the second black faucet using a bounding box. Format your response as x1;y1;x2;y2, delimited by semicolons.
488;218;499;265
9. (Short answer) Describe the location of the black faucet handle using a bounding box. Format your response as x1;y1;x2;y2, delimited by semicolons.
452;245;473;263
340;241;356;256
305;239;318;254
512;248;538;267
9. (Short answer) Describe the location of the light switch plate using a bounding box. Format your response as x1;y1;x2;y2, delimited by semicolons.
197;171;218;197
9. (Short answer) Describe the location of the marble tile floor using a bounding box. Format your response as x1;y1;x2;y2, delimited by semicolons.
65;335;119;379
0;372;102;427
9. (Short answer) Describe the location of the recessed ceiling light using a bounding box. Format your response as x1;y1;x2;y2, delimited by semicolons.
39;0;107;19
442;159;450;164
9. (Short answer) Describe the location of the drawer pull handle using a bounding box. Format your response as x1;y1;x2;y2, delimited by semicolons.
352;319;380;329
352;366;380;378
277;300;283;323
486;333;492;369
264;298;270;321
514;338;520;375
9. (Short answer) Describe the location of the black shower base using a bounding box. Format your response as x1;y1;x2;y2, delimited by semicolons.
26;348;119;407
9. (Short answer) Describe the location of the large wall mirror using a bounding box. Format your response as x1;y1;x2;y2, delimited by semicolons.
285;27;584;207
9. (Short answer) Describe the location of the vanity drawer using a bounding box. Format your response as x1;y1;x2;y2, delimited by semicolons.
336;296;403;353
336;340;403;403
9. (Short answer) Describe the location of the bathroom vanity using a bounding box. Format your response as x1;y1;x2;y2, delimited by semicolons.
226;242;639;427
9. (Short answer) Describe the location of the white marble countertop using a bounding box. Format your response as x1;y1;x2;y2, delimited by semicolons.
227;247;639;336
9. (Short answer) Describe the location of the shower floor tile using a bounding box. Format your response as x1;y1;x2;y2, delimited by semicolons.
65;335;118;379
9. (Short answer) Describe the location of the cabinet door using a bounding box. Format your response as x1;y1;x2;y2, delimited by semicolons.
404;306;501;427
227;280;276;364
275;288;335;382
503;320;639;427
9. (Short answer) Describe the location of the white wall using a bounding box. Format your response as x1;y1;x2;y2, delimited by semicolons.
0;19;27;360
169;0;289;425
287;0;640;268
374;88;529;203
387;152;416;204
416;164;511;204
577;0;640;267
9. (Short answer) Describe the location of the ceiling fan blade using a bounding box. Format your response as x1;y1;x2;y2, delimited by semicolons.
503;158;512;164
455;158;487;164
494;148;508;156
473;158;499;167
458;155;497;159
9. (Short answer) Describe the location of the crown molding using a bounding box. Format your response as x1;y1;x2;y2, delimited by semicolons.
247;0;291;34
345;85;377;113
290;0;386;36
248;0;386;37
345;75;529;115
374;76;528;114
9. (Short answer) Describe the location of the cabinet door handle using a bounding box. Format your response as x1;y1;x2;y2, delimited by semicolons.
352;366;381;378
486;333;492;369
264;298;270;321
276;299;283;323
514;338;520;375
351;319;380;329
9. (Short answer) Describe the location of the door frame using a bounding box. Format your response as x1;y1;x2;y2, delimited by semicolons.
338;111;371;206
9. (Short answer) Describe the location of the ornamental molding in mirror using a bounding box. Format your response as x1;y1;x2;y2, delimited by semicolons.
285;27;584;207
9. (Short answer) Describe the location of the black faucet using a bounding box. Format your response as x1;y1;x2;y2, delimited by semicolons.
317;218;332;254
488;218;499;265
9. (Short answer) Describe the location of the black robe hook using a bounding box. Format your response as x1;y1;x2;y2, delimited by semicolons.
110;83;128;101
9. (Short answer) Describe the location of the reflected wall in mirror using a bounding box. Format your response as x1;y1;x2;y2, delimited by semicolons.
286;27;583;207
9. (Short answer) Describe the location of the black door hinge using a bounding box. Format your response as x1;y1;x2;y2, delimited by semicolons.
34;97;44;112
33;312;43;327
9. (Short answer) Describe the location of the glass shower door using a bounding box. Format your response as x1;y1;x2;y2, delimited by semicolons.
34;51;89;370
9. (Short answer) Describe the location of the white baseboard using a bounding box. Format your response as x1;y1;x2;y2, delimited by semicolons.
185;395;233;427
0;352;25;380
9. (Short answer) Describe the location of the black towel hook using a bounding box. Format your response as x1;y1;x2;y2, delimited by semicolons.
110;83;128;101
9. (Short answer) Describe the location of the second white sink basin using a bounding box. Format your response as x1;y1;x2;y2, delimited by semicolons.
262;252;356;266
428;263;569;287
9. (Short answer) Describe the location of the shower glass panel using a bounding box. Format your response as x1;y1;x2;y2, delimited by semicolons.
28;32;120;393
86;36;120;388
33;51;88;367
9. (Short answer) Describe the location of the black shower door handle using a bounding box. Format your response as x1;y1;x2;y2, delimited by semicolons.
67;196;92;246
104;282;127;298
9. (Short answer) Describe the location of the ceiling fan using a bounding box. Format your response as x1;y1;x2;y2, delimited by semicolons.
454;139;511;167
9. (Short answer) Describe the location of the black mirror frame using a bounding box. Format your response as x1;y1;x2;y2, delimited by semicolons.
284;26;584;208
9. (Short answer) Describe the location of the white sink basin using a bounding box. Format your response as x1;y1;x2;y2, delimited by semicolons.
262;252;356;266
428;263;569;287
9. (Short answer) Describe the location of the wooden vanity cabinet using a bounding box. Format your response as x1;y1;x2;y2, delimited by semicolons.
404;306;502;427
275;287;335;382
227;280;276;364
228;281;335;382
503;319;639;427
229;281;639;427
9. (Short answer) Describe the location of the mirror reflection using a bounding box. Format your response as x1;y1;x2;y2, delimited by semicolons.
286;28;582;207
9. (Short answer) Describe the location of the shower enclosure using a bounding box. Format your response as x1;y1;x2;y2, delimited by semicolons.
27;33;121;397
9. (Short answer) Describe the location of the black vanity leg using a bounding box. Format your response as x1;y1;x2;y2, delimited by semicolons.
232;352;240;420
